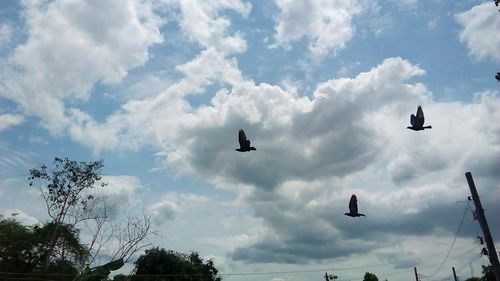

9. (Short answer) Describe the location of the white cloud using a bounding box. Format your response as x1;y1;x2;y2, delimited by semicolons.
177;0;251;54
0;113;24;132
0;0;164;133
456;2;500;62
23;45;499;264
271;0;362;59
149;192;209;223
0;209;39;225
94;175;144;216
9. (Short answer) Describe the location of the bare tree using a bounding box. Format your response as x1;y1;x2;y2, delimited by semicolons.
81;200;154;265
110;209;153;263
28;157;154;270
29;157;106;270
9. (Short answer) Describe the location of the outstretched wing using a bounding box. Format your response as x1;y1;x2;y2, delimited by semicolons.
238;129;247;148
349;194;358;214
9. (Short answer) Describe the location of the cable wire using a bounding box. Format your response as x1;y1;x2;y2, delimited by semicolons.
428;206;468;277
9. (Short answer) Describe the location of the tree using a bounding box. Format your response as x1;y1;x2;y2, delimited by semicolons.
132;247;221;281
481;265;495;281
28;157;153;268
29;157;106;270
0;218;85;281
74;258;124;281
0;218;37;272
363;272;379;281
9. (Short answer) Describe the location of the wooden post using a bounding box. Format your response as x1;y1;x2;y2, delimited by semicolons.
414;267;419;281
453;267;458;281
465;172;500;281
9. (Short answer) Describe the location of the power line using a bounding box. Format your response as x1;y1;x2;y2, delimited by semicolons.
0;242;484;279
428;207;469;277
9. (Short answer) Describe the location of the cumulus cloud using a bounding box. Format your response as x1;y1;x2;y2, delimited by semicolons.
149;192;209;223
176;0;251;54
0;0;163;133
271;0;362;58
226;89;500;263
2;1;499;266
456;2;500;62
166;57;427;190
93;175;144;217
11;40;497;264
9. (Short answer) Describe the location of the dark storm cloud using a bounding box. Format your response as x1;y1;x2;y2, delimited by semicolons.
228;187;496;264
175;111;380;190
389;148;450;185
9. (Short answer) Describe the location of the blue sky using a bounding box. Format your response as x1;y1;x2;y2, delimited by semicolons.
0;0;499;280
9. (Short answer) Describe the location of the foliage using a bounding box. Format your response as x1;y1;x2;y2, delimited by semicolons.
132;247;221;281
480;265;494;281
28;157;153;265
29;157;106;270
28;157;106;224
0;218;37;272
0;219;84;280
74;258;124;281
363;272;379;281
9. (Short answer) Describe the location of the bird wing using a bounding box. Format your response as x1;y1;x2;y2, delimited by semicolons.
410;114;416;127
415;106;425;127
238;129;247;147
349;194;358;214
416;106;424;119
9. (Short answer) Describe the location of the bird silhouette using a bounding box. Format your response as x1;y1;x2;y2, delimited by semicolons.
407;105;432;131
344;194;366;217
235;129;256;152
495;72;500;82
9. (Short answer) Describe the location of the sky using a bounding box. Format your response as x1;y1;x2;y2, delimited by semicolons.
0;0;499;280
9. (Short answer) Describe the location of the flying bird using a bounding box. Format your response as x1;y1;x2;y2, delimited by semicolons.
344;194;365;217
407;105;432;131
495;72;500;82
235;129;256;152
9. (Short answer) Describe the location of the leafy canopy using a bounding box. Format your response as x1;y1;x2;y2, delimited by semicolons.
132;247;221;281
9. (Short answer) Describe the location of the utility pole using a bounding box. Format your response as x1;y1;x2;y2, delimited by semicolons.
465;172;500;281
414;267;419;281
452;267;458;281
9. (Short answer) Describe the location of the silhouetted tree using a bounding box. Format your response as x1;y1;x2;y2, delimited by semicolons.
28;157;153;267
74;258;124;281
132;247;221;281
481;265;495;281
29;157;106;270
0;218;85;281
363;272;379;281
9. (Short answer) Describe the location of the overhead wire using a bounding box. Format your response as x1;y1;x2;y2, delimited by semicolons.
0;236;487;280
0;244;482;280
428;206;469;277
